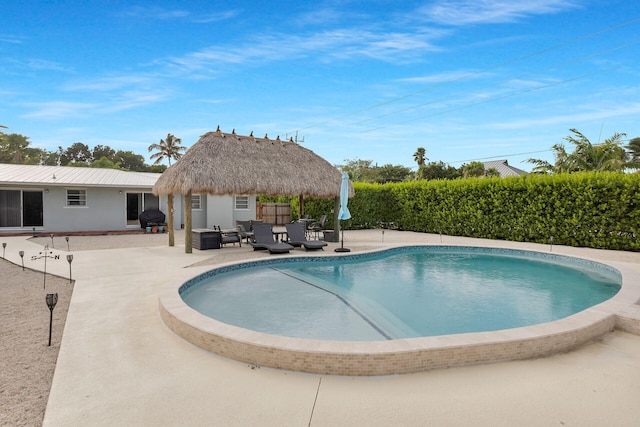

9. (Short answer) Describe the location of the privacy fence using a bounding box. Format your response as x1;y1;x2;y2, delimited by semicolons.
303;172;640;252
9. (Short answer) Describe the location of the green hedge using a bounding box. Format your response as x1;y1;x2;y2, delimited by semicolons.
303;172;640;251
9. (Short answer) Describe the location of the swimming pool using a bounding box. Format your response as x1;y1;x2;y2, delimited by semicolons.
181;247;621;341
160;245;629;375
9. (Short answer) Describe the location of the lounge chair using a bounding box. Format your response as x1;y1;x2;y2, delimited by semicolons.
285;223;327;251
249;224;294;254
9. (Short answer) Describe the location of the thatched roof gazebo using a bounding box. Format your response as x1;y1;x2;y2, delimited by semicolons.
153;128;353;252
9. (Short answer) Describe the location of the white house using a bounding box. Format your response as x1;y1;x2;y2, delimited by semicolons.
0;164;256;233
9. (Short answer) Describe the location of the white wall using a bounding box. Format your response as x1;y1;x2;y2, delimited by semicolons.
174;194;257;229
43;187;130;232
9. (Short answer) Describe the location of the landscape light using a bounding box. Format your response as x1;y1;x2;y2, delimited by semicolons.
67;254;74;283
46;293;58;346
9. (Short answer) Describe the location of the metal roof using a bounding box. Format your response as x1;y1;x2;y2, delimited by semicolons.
0;164;160;188
482;160;527;177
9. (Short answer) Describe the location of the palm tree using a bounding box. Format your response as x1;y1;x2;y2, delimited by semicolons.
567;129;630;172
626;137;640;164
148;134;186;166
149;134;186;246
527;129;634;174
527;143;573;174
413;147;427;167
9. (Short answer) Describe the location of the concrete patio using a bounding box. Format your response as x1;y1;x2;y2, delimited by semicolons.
2;230;639;426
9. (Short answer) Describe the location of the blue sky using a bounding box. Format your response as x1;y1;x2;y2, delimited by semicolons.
1;1;639;171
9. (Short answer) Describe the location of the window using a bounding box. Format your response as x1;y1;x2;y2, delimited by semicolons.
66;189;87;206
191;194;202;210
235;195;249;210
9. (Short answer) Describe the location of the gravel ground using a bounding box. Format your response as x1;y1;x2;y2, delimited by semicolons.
0;259;73;427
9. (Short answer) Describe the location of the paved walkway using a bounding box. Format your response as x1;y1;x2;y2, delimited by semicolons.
3;231;639;426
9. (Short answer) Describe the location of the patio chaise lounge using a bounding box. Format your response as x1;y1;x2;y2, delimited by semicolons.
285;222;327;251
249;224;294;254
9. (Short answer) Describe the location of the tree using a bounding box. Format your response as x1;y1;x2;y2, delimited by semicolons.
148;133;186;166
92;145;116;161
527;143;573;174
485;167;500;178
626;137;640;167
114;150;147;171
413;147;427;167
62;142;92;165
339;159;375;182
527;129;634;174
415;161;461;180
91;157;121;169
148;133;186;247
0;133;44;164
461;161;485;178
339;159;410;183
376;164;412;183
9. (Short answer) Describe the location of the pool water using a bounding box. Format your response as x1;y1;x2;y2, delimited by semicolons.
181;247;621;341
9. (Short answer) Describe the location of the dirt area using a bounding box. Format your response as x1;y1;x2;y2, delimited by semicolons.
0;259;73;427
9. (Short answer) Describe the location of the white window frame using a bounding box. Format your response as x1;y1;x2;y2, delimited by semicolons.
66;189;87;207
191;194;202;210
235;195;249;210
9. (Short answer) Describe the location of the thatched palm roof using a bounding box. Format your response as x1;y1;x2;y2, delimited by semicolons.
153;129;353;198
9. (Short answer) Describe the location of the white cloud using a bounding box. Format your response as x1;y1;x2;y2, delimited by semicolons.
0;34;24;44
121;6;189;20
417;0;579;25
397;71;480;84
103;91;169;113
120;5;238;23
493;103;640;129
192;10;240;23
160;27;443;75
64;76;156;92
22;101;99;119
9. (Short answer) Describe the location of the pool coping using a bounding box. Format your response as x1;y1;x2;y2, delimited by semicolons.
159;245;640;376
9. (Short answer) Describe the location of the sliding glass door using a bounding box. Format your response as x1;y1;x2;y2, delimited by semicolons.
0;190;43;228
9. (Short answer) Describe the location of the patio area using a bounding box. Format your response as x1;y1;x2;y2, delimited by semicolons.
2;230;639;426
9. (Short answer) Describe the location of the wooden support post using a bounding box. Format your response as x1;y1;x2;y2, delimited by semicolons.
168;193;175;247
184;190;192;253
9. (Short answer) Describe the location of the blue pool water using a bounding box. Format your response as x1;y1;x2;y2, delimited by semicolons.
181;247;621;341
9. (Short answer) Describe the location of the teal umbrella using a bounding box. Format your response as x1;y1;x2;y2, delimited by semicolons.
335;172;351;252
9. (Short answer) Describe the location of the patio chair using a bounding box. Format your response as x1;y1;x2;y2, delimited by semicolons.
249;224;294;254
213;225;242;247
309;215;327;239
285;223;327;251
235;221;254;243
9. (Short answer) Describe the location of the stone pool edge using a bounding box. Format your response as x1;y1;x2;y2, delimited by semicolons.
158;247;640;376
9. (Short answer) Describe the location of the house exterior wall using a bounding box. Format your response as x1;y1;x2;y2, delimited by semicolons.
173;194;257;230
43;187;127;231
233;195;256;224
206;195;231;228
161;194;183;231
1;180;256;233
191;194;207;229
0;183;164;233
